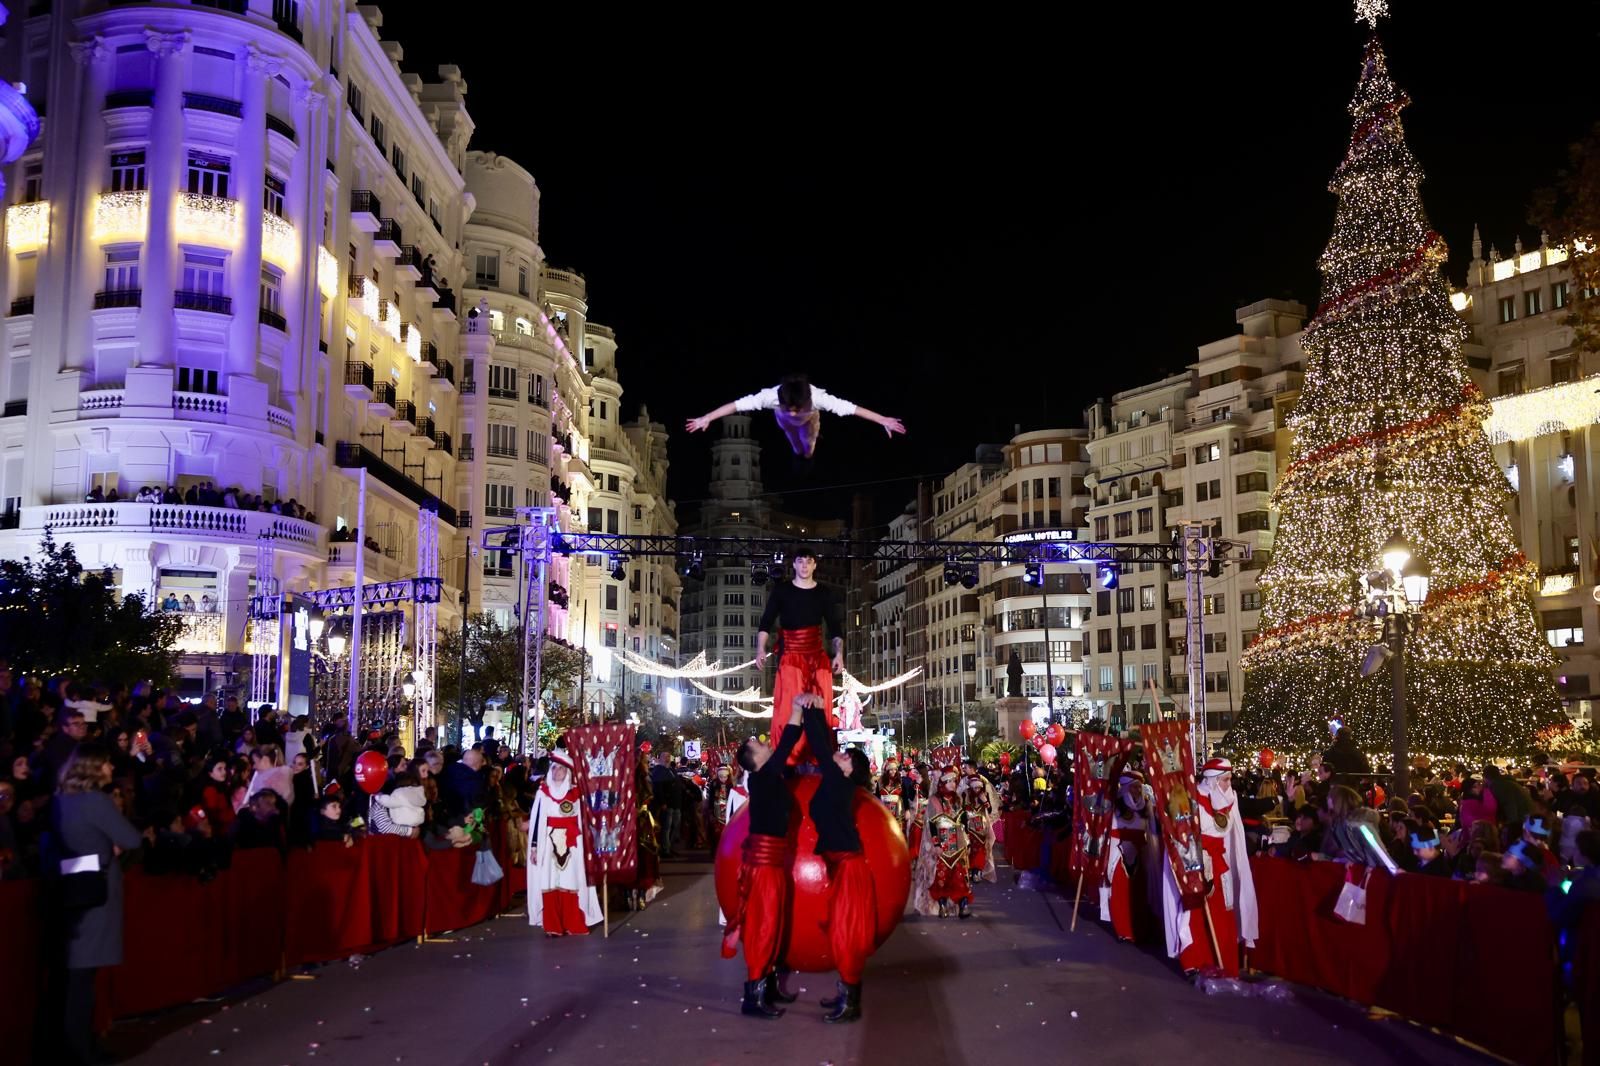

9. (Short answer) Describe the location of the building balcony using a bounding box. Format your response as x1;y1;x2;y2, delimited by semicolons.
325;541;400;582
2;399;25;418
343;360;374;394
373;218;402;257
171;609;227;655
174;290;230;314
264;112;297;143
350;190;380;232
459;377;475;395
176;193;240;247
258;306;287;332
432;361;456;392
393;399;416;426
182;92;242;117
103;89;154;110
92;191;148;243
23;501;324;555
9;296;34;316
432;288;456;322
420;341;439;371
417;415;436;440
487;444;517;460
332;442;456;525
369;381;396;414
271;0;302;42
458;445;474;461
94;288;141;309
260;212;296;269
172;391;228;419
395;245;423;281
5;201;49;252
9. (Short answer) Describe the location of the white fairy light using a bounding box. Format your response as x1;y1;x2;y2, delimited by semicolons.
404;322;422;362
317;246;339;299
1483;374;1600;443
5;201;49;251
613;649;756;679
839;666;924;695
92;191;149;242
260;212;298;269
175;193;241;246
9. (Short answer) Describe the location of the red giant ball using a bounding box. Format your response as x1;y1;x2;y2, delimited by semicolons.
354;750;388;794
715;775;911;973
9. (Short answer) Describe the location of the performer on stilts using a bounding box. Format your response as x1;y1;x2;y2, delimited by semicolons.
756;548;844;765
959;760;998;885
1099;768;1152;942
923;767;974;919
527;748;604;937
1161;758;1258;976
798;694;877;1024
722;712;804;1019
685;374;906;469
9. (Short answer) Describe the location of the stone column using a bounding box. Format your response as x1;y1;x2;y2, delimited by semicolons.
226;45;276;379
135;30;190;367
62;36;111;374
286;79;322;445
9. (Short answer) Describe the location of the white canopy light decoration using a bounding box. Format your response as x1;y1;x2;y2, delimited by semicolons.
1484;375;1600;444
613;649;755;679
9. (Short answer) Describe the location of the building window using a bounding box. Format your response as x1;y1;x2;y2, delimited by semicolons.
1140;623;1157;650
20;160;41;202
1526;289;1543;316
526;429;548;464
1553;281;1569;309
487;363;518;397
605;585;618;611
1122;664;1137;691
1241;590;1262;611
723;593;745;606
1097;629;1112;654
1140;585;1156;611
176;366;219;394
1114;512;1132;537
1203;632;1228;653
369;113;386;153
263;173;286;217
346;81;364;120
1196;478;1222;502
1498;365;1524;395
110;150;146;192
259;267;283;316
587;506;602;532
1499;295;1516;323
475;253;499;287
1204;594;1227;615
603;626;617;648
185;151;230;197
1236;471;1269;494
518;264;530;297
1210;406;1232;423
412;173;425;205
487;422;517;458
723;613;744;626
485;483;514;516
606;509;618;534
607;474;621;493
1137;507;1153;533
1098;666;1114;692
390;144;407;181
1118;587;1135;613
1094;516;1109;540
1237;511;1271;533
1550;356;1577;385
104;246;140;292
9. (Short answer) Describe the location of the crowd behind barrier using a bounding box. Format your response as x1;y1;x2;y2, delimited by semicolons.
0;829;524;1061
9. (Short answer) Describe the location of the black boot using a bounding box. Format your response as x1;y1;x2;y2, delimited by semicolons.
765;971;798;1005
938;898;949;918
742;978;785;1019
822;980;861;1024
959;898;973;920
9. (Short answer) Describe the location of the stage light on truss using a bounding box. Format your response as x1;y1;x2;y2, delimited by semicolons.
610;554;627;582
1098;562;1118;589
1023;559;1043;586
680;553;705;581
943;559;962;587
960;564;980;590
751;559;769;587
766;553;787;583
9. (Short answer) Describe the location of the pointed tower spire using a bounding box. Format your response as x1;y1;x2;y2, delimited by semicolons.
1471;223;1482;261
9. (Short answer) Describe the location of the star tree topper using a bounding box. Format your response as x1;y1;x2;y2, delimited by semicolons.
1354;0;1388;29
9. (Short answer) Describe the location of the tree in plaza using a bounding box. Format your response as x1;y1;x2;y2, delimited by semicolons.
1531;121;1600;354
436;612;588;744
0;534;181;688
1224;17;1565;760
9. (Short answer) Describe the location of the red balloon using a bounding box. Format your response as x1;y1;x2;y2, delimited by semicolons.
640;741;653;754
1031;733;1046;750
1259;747;1275;770
998;753;1012;772
1039;743;1058;766
354;750;388;794
1044;724;1066;748
715;775;911;973
1019;720;1036;741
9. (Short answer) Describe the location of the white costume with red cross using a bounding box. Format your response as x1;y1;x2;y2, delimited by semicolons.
527;751;603;935
1160;759;1258;975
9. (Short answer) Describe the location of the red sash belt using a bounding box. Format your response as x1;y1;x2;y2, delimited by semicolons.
781;626;825;654
743;833;793;866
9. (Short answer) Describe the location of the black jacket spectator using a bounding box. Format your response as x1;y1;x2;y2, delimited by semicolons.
439;754;488;818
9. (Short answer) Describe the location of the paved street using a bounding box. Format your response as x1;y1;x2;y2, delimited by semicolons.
114;853;1496;1066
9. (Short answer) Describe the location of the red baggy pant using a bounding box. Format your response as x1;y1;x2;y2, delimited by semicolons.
722;835;792;980
541;890;590;936
770;627;834;766
1178;835;1238;975
822;851;877;984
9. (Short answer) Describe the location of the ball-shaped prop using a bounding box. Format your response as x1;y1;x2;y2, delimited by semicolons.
715;775;910;973
640;741;653;755
1045;724;1066;747
1019;720;1036;741
1258;747;1275;770
1039;743;1058;766
354;750;388;794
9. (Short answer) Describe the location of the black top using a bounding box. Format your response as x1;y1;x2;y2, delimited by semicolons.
802;705;862;854
747;723;802;840
757;582;843;646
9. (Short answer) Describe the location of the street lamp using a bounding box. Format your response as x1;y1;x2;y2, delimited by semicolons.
327;631;348;658
967;722;977;742
1359;532;1431;800
402;671;417;700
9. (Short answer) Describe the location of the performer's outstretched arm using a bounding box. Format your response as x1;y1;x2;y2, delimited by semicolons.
799;698;838;768
767;721;804;770
849;405;906;438
685;401;739;434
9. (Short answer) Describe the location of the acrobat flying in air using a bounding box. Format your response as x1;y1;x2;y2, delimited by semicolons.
685;374;906;459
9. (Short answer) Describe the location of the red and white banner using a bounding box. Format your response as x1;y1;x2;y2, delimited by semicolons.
1141;720;1207;908
929;745;962;770
1069;731;1132;882
565;723;637;880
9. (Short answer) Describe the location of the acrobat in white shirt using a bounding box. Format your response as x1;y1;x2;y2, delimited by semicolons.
685;374;905;458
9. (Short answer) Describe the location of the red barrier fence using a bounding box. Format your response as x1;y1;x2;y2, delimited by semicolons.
0;834;523;1060
999;823;1593;1066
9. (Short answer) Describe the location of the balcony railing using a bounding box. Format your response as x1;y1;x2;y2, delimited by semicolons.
29;501;323;550
265;113;296;142
174;290;230;314
104;89;153;109
2;400;26;418
372;381;396;407
272;0;302;41
332;442;456;525
94;288;141;309
395;245;423;273
455;512;473;529
350;189;380;217
258;306;287;331
9;296;33;316
375;218;402;246
394;400;416;425
436;432;452;455
193;0;248;11
433;289;455;315
183;92;242;117
343;360;374;390
459;378;477;395
458;445;474;461
436;361;455;387
488;385;516;399
420;341;439;367
417;416;436;440
528;392;548;408
487;444;517;459
347;273;368;299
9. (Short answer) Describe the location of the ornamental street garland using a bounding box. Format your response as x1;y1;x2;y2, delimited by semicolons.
1239;552;1537;669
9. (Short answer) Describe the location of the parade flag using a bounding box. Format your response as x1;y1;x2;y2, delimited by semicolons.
1141;720;1207;908
1068;731;1132;882
566;723;637;880
929;744;962;770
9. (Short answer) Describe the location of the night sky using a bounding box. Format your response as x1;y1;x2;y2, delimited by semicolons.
379;1;1592;529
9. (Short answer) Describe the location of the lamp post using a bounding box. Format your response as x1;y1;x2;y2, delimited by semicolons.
1360;532;1431;801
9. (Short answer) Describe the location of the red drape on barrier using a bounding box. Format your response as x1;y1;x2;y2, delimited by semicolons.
1577;905;1600;1066
1001;812;1040;871
1248;857;1557;1066
424;845;498;934
0;880;40;1054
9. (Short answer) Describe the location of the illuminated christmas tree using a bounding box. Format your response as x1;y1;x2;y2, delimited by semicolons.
1224;13;1565;759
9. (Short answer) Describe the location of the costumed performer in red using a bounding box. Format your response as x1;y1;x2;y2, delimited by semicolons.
527;748;603;937
1099;767;1152;942
920;767;973;919
1161;757;1258;976
959;759;998;884
756;548;843;765
799;694;877;1024
722;711;804;1019
685;374;905;467
717;766;751;929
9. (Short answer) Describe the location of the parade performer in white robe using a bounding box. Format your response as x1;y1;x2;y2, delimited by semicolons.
1160;758;1258;975
528;749;604;936
1099;768;1152;941
718;769;751;927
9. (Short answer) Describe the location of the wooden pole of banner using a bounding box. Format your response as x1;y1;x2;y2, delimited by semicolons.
1201;894;1224;969
602;872;609;938
1069;868;1086;931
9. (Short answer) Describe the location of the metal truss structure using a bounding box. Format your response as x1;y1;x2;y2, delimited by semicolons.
249;535;279;708
486;508;1250;760
412;510;440;745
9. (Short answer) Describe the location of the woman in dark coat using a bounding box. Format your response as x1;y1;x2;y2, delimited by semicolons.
52;742;146;1063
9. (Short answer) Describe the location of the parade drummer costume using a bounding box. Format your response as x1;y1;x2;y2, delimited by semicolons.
723;721;803;1019
757;572;844;766
801;702;877;1023
1099;769;1153;942
1161;758;1258;975
527;749;604;936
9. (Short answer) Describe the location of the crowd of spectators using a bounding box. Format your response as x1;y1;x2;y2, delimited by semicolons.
84;481;317;524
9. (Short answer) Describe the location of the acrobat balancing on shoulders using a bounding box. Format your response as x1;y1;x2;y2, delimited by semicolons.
684;374;905;462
